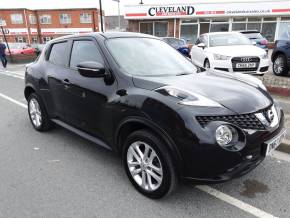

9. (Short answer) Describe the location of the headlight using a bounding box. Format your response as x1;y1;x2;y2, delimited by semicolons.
261;52;268;59
216;125;234;147
156;86;222;107
213;54;231;60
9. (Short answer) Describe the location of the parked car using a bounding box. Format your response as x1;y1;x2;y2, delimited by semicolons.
31;44;46;56
190;32;269;75
271;39;290;76
5;43;36;55
24;32;286;199
162;37;190;57
239;30;268;52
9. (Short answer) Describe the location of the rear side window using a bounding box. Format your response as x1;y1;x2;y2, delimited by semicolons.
48;42;68;66
70;40;104;68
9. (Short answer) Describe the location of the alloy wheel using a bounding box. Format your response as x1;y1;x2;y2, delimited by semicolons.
274;56;284;74
29;98;42;128
127;141;163;191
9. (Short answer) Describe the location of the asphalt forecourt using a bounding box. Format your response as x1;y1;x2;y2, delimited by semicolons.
0;69;290;217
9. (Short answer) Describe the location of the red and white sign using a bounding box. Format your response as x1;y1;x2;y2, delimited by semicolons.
124;1;290;19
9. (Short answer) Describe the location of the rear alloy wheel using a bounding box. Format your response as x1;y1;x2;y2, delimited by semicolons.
123;130;177;199
28;93;53;131
273;54;289;76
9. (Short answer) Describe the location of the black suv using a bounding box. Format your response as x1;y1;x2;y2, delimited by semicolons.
272;38;290;76
25;32;285;198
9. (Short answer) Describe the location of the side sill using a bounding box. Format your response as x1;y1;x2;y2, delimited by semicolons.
51;119;112;151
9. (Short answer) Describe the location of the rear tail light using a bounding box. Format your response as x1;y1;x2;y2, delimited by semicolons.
261;39;268;45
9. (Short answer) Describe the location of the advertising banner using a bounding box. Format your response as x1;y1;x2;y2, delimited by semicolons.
124;1;290;19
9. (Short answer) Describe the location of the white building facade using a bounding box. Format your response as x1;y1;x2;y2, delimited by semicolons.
124;0;290;44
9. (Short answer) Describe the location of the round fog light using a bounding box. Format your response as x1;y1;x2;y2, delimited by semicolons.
216;125;234;147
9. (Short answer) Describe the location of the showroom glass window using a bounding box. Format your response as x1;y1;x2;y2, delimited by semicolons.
232;18;247;31
261;17;277;42
29;14;37;24
210;18;229;32
60;14;72;24
70;40;104;68
80;13;92;23
39;15;52;24
49;42;68;66
140;21;168;37
154;22;168;37
180;19;198;44
140;22;153;35
11;13;23;24
246;17;262;32
278;17;290;39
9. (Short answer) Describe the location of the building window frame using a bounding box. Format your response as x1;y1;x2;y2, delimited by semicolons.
39;14;52;24
29;14;37;24
11;13;24;24
59;13;72;24
15;36;25;43
80;12;92;23
43;36;52;43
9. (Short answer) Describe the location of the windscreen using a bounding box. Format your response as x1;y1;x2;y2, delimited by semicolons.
106;37;196;77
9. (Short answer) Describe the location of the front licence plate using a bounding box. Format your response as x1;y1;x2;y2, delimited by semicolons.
264;129;287;156
236;63;256;68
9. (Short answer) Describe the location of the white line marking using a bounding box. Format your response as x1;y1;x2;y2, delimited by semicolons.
0;71;24;79
0;91;285;218
196;185;277;218
271;150;290;163
0;92;27;108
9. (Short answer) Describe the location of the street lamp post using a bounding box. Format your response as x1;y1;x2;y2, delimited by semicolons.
99;0;104;32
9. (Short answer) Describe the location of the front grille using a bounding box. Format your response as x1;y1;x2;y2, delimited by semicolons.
232;56;260;72
196;113;265;130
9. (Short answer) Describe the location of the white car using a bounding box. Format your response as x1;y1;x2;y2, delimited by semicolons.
190;32;269;75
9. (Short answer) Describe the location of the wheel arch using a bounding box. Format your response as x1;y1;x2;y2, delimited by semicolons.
115;117;183;177
24;84;36;100
272;51;286;62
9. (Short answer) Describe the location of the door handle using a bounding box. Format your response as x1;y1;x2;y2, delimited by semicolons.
63;79;71;85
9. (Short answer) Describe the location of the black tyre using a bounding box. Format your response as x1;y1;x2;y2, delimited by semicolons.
122;130;178;199
273;54;289;76
204;59;210;69
27;93;53;131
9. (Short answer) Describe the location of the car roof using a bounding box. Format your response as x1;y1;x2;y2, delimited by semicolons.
205;32;242;36
48;32;158;44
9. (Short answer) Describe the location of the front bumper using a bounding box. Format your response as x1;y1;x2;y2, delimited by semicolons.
177;105;285;183
212;58;269;75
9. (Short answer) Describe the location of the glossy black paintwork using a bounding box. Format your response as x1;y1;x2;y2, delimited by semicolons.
25;32;284;182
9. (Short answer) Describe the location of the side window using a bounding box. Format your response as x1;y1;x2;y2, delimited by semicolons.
70;40;104;68
48;42;68;66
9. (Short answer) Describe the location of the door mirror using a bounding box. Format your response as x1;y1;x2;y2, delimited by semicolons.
197;43;206;49
76;61;106;78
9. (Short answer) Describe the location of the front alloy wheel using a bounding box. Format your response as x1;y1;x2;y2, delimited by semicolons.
127;141;163;191
123;130;177;199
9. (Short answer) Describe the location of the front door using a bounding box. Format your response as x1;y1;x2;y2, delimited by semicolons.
63;38;117;140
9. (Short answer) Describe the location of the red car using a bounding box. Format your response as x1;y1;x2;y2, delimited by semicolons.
5;43;36;55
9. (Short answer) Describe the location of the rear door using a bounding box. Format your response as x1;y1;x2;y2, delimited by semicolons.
45;41;70;119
